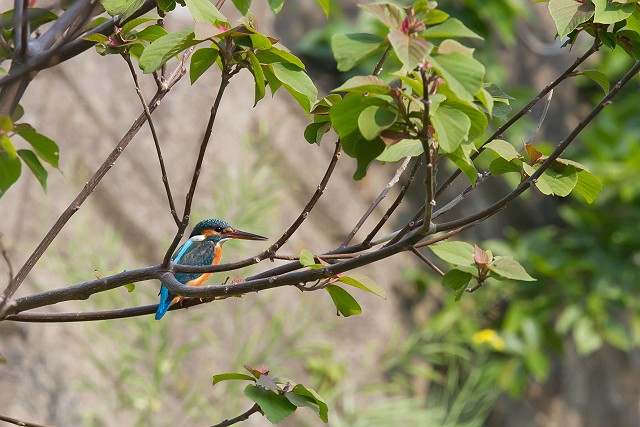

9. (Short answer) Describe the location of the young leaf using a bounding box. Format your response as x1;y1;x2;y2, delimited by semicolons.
338;273;386;298
548;0;594;39
325;285;362;317
121;15;162;35
124;283;136;292
448;143;478;185
255;46;305;69
299;249;315;267
476;88;494;116
488;256;536;281
0;136;21;197
429;241;475;266
388;29;433;70
270;62;317;115
423;18;483;40
331;33;386;72
190;47;219;84
377;139;423;162
431;105;470;153
315;0;330;18
523;163;578;197
358;105;397;141
290;384;329;423
244;385;297;424
136;25;169;43
359;3;404;29
247;50;266;105
185;0;227;23
138;29;199;73
212;372;255;385
15;128;59;168
579;69;610;93
426;52;485;102
17;149;47;191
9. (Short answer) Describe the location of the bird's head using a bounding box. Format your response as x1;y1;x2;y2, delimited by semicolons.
190;218;268;244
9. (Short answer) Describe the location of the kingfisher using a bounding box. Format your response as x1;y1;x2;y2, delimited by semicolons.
155;218;267;320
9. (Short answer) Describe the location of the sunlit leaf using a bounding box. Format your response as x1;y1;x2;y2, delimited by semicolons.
376;139;423;162
185;0;227;23
15;127;59;168
593;0;635;24
485;139;520;161
138;29;199;73
573;169;603;204
331;33;386;72
338;273;386;298
212;372;255;385
332;75;389;94
423;18;483;40
247;50;266;105
548;0;595;39
389;29;433;70
579;69;610;93
290;384;329;422
489;256;536;281
270;62;318;115
358;105;397;140
0;135;21;197
432;105;470;153
429;241;475;266
245;385;296;423
359;3;404;29
427;52;484;102
325;285;362;317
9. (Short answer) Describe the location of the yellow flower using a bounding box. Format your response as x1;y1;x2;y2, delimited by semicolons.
473;329;506;351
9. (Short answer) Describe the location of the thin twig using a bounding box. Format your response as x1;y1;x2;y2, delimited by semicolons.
123;54;180;225
419;68;435;235
162;55;234;266
341;156;412;248
0;414;54;427
373;45;392;76
211;404;261;427
410;247;444;276
435;40;601;199
0;235;13;283
0;60;189;319
363;157;423;245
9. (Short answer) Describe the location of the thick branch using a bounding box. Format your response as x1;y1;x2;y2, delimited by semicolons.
211;404;261;427
0;414;54;427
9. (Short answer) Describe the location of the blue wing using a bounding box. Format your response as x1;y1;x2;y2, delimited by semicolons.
155;238;216;320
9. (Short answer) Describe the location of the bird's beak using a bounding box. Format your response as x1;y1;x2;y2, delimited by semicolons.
224;228;268;241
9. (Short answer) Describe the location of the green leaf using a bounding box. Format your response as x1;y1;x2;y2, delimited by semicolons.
490;157;521;176
157;0;177;12
231;0;251;14
212;372;256;385
255;46;305;69
593;0;635;24
290;384;329;422
548;0;595;39
247;50;266;105
423;18;484;40
573;169;603;204
333;76;389;94
331;33;386;72
124;283;136;293
315;0;330;18
185;0;227;23
488;256;536;281
338;273;386;298
16;128;59;168
442;100;487;140
304;122;331;144
17;149;47;191
325;285;362;317
429;241;475;266
270;63;317;115
190;47;219;84
268;0;285;14
388;29;433;70
299;249;315;267
121;15;162;35
0;136;21;197
579;69;610;93
138;29;199;73
427;52;485;102
244;385;297;423
485;139;520;161
359;3;404;29
476;88;494;116
358;105;397;140
448;142;478;185
329;95;386;179
83;33;109;43
431;105;470;153
442;269;473;301
377;139;423;162
136;25;169;43
263;65;282;95
523;163;578;197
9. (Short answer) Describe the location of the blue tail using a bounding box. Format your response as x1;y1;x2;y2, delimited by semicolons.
155;285;173;320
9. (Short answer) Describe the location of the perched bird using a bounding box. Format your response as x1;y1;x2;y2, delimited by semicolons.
155;218;267;320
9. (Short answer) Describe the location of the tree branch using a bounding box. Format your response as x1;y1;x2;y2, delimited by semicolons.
0;414;54;427
0;235;13;284
211;404;261;427
123;53;180;226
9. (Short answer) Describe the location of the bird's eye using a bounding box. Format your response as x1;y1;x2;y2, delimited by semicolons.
215;226;223;232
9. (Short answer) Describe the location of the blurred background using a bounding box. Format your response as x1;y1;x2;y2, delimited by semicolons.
1;0;639;426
